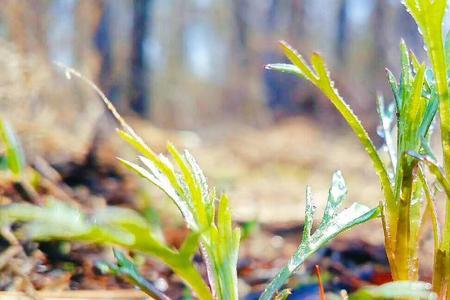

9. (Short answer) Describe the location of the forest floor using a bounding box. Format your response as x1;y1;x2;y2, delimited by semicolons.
0;116;403;298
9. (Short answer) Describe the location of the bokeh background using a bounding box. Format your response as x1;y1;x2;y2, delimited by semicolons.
1;1;446;296
0;0;433;226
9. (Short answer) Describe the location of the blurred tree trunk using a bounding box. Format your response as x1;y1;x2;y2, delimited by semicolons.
2;0;49;56
336;0;348;62
372;0;388;93
263;0;304;120
2;1;27;53
93;1;114;100
75;1;101;75
130;0;152;116
288;0;305;39
231;0;248;65
230;0;254;120
151;0;186;126
372;0;387;69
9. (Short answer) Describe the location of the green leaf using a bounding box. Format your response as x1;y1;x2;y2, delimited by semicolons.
269;41;395;217
205;194;241;300
167;143;208;228
118;157;197;229
407;151;450;199
302;186;315;242
265;63;305;77
117;133;216;236
419;87;438;144
350;281;437;299
445;30;450;67
117;130;184;198
0;118;25;177
0;199;212;300
418;168;440;252
399;40;412;111
376;95;397;168
259;171;379;300
278;41;317;81
403;0;450;173
398;61;426;156
0;200;91;239
407;151;450;249
184;150;210;204
386;68;400;108
179;231;201;260
98;249;171;300
319;171;347;227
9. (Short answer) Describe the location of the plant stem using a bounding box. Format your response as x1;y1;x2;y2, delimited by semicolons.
380;203;398;280
132;240;213;300
259;265;297;300
434;197;450;297
434;54;450;296
393;167;415;280
259;245;314;300
433;249;446;297
170;263;213;300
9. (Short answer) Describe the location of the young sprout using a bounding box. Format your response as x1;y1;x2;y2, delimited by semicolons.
267;0;450;298
259;172;378;300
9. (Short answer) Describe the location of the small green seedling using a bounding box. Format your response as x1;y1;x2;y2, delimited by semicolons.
0;118;25;178
259;172;378;300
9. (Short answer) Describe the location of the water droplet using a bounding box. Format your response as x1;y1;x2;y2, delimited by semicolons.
270;235;284;249
377;125;385;138
388;170;395;180
154;278;169;291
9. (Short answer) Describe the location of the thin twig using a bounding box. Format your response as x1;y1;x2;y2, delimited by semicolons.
54;63;141;141
0;245;21;269
315;265;326;300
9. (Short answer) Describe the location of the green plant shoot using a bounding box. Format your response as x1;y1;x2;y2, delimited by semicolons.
267;0;450;298
259;171;379;300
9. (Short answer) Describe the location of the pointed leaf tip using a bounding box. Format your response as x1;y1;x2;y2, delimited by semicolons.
279;40;289;47
264;64;304;77
330;170;347;200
